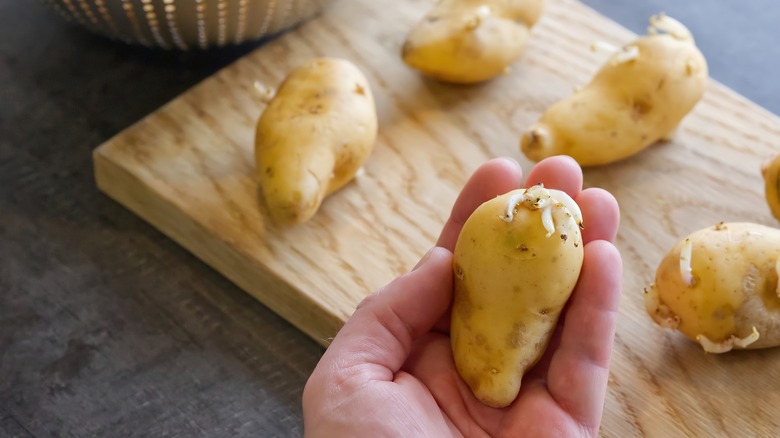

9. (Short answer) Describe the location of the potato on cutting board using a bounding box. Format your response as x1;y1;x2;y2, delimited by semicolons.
254;58;378;225
402;0;546;84
646;222;780;353
521;13;708;166
762;154;780;223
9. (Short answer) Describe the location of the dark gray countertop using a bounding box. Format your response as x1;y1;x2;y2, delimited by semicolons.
1;1;778;437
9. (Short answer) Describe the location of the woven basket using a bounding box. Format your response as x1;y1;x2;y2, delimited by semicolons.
41;0;328;49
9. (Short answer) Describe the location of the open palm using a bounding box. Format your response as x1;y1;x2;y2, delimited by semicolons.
303;156;622;437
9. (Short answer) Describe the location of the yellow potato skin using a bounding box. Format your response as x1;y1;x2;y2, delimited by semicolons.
762;154;780;222
521;29;708;166
451;189;583;407
254;58;377;225
648;223;780;351
402;0;545;84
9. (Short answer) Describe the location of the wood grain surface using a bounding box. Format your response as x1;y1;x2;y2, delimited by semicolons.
93;0;780;435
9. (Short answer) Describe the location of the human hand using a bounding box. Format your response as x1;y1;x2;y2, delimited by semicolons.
302;156;622;437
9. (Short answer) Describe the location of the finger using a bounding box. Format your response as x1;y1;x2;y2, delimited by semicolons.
576;188;620;244
320;247;454;380
437;157;523;251
546;240;622;431
524;187;619;378
524;186;618;382
523;155;583;198
431;305;453;334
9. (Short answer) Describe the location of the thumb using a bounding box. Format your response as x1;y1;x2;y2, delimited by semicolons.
321;247;454;379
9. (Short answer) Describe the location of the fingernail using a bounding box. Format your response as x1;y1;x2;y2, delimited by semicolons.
499;156;520;168
412;247;435;271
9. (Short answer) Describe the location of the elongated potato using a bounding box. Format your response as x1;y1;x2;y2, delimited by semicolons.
645;222;780;353
762;154;780;222
402;0;545;84
521;14;707;166
255;58;377;225
451;185;584;407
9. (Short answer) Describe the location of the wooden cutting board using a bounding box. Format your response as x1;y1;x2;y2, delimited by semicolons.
93;0;780;435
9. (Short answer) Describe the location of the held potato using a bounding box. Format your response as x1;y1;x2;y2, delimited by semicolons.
645;222;780;353
521;14;708;166
402;0;545;84
254;58;377;225
761;154;780;222
451;185;584;407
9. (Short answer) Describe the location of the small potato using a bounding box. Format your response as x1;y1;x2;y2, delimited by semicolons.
761;154;780;222
645;222;780;353
254;58;377;225
521;14;708;166
402;0;545;84
451;185;584;407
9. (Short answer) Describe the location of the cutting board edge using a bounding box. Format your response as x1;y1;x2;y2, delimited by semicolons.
93;145;344;348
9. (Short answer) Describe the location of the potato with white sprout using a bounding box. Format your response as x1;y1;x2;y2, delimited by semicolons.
401;0;545;84
521;13;708;166
645;222;780;353
451;185;584;407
